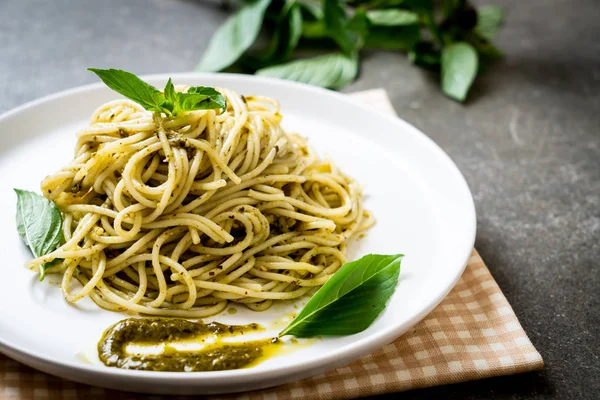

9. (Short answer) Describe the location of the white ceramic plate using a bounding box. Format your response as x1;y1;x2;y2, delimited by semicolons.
0;73;475;395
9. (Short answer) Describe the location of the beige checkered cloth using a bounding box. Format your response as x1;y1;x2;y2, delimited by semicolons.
0;89;543;400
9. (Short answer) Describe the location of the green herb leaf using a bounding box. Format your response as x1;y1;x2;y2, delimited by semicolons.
196;0;272;72
163;78;177;102
441;41;478;101
287;5;304;54
466;31;503;60
323;0;358;55
302;20;328;38
348;8;369;39
297;0;323;20
256;52;358;89
88;69;226;115
176;86;228;114
408;41;441;68
260;3;304;65
280;254;402;337
88;68;171;115
240;0;304;70
162;78;177;114
476;5;504;40
365;25;420;50
441;0;460;19
14;189;63;281
287;4;304;54
366;9;419;26
402;0;432;12
350;0;404;8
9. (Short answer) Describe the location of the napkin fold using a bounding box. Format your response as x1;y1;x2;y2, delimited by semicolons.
0;89;543;400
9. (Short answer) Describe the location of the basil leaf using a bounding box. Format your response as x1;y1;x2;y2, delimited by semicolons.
441;0;460;19
466;31;503;60
348;8;369;45
441;41;478;101
162;78;177;114
297;0;323;19
365;25;420;50
476;5;504;40
409;41;441;68
366;9;419;26
163;78;177;102
286;4;304;57
350;0;404;8
14;189;63;281
402;0;432;11
255;2;303;66
176;86;227;113
302;20;328;38
88;68;170;115
196;0;272;72
89;69;226;115
280;254;402;337
323;0;357;55
256;52;358;89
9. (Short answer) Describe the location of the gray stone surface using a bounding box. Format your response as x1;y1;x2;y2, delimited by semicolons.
0;0;598;398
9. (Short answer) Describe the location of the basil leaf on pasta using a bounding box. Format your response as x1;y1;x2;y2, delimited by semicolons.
280;254;402;337
88;69;226;115
162;78;178;113
88;68;171;115
178;86;227;112
14;189;63;281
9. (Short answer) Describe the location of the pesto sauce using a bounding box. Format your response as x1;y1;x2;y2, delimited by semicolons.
98;318;280;372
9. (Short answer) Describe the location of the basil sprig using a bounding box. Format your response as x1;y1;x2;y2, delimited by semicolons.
280;254;402;337
197;0;504;102
14;189;63;281
88;68;226;116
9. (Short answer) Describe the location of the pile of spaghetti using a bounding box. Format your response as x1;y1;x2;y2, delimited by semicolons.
31;88;374;317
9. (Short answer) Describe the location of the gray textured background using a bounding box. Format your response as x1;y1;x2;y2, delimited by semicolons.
1;0;599;398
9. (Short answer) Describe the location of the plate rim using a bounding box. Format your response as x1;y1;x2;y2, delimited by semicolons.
0;72;476;386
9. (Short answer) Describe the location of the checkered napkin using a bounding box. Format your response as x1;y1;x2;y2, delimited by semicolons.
0;90;543;400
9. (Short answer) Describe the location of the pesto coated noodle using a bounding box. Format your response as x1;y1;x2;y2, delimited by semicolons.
30;87;374;317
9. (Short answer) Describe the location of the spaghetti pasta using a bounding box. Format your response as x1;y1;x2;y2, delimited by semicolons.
30;87;374;317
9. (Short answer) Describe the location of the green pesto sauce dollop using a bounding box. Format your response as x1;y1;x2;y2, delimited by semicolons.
98;318;279;372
